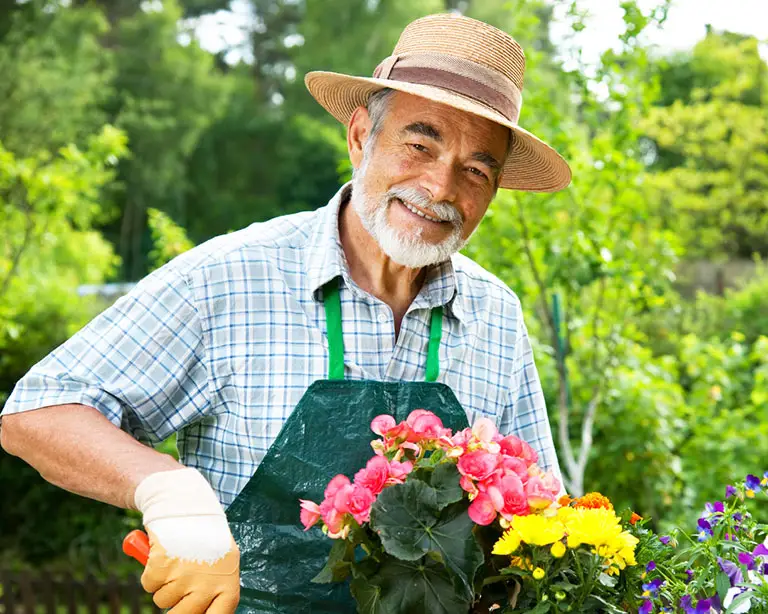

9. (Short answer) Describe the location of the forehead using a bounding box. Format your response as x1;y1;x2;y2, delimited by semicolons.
382;91;509;157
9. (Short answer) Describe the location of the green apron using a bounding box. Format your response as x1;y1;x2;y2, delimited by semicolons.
227;279;471;613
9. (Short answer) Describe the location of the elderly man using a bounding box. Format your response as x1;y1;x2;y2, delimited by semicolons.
0;12;570;614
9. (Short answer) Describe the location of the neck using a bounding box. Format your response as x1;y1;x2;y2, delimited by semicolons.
338;199;426;320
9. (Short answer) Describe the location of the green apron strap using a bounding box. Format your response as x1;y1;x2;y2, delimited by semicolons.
425;306;443;382
323;280;345;380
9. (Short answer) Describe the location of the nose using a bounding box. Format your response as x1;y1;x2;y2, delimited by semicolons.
420;159;459;205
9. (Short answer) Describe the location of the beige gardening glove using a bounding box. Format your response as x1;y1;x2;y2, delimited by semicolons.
134;468;240;614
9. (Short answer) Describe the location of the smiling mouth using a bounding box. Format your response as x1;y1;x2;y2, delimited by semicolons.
394;197;448;224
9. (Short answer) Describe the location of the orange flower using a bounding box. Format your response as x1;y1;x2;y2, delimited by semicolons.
629;512;642;525
573;492;614;511
558;494;573;507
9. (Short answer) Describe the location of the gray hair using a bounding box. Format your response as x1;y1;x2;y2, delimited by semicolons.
366;88;395;143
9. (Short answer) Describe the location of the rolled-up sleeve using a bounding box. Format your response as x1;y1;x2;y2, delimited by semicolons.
1;266;211;446
498;305;561;479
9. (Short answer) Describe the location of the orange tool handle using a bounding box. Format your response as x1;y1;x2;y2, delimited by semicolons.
123;529;150;566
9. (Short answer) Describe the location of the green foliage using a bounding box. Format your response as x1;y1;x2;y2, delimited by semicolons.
147;208;195;271
0;2;114;156
644;32;768;258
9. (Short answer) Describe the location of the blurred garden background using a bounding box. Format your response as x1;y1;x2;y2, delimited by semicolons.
0;0;767;583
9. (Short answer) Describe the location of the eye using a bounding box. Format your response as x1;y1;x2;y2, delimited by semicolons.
409;143;429;153
467;167;489;181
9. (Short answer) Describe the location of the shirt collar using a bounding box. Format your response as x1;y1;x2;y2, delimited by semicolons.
305;183;466;324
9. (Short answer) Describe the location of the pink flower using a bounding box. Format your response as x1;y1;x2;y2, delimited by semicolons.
354;456;390;495
525;473;560;510
334;483;376;525
299;499;321;531
324;474;351;501
388;460;413;484
371;414;396;436
319;498;347;535
493;474;530;519
468;492;497;525
406;409;448;440
499;435;539;466
472;417;498;443
460;475;479;496
450;428;473;452
497;456;529;482
457;450;498;482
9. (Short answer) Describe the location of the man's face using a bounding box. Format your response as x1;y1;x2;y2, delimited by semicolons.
349;91;509;269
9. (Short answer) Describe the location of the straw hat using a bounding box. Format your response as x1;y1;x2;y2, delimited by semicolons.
305;13;571;192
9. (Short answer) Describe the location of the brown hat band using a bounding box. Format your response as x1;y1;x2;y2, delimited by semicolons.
372;52;522;123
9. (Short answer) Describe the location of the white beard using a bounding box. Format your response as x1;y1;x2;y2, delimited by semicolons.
350;154;468;269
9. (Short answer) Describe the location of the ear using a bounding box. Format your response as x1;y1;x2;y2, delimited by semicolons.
347;106;372;171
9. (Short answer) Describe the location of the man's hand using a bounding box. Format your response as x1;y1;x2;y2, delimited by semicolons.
134;468;240;613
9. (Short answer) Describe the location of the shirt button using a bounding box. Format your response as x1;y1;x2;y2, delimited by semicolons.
377;313;388;323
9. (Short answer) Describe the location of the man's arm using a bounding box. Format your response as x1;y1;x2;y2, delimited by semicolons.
0;404;181;509
0;265;240;612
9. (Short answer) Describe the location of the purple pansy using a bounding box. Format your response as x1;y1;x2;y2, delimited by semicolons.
695;598;713;613
639;599;653;614
697;519;713;541
659;535;672;545
643;578;664;596
745;474;762;492
685;569;694;583
738;552;756;569
719;558;743;586
680;595;695;614
726;485;737;498
646;561;657;572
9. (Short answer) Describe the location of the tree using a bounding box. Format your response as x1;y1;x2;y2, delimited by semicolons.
644;31;768;258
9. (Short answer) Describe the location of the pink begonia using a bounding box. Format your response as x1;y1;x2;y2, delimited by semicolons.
319;498;347;535
524;472;561;509
354;456;390;495
498;455;529;482
499;435;539;466
488;474;530;520
334;483;376;525
468;492;497;525
371;414;396;436
471;417;498;443
406;409;449;440
299;499;322;531
460;475;479;497
388;460;413;484
457;449;498;482
324;474;351;501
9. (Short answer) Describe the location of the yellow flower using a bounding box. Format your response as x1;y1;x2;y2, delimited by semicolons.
563;507;623;550
509;556;533;570
492;529;521;555
533;567;545;580
551;541;566;558
511;514;566;546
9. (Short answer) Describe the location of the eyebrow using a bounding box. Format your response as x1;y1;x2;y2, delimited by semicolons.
402;122;443;142
402;121;503;176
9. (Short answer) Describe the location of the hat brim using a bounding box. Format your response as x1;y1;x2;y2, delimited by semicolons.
305;71;571;192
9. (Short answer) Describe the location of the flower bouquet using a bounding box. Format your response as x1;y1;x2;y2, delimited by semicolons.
298;410;643;613
298;409;768;613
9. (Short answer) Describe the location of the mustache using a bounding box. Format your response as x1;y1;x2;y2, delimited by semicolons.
386;186;464;225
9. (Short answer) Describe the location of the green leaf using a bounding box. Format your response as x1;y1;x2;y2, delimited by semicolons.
311;539;354;584
371;482;484;595
430;463;464;510
350;556;471;614
716;571;732;603
726;591;753;614
525;601;551;614
370;480;440;560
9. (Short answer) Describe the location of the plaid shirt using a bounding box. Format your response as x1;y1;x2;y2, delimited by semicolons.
2;184;560;507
